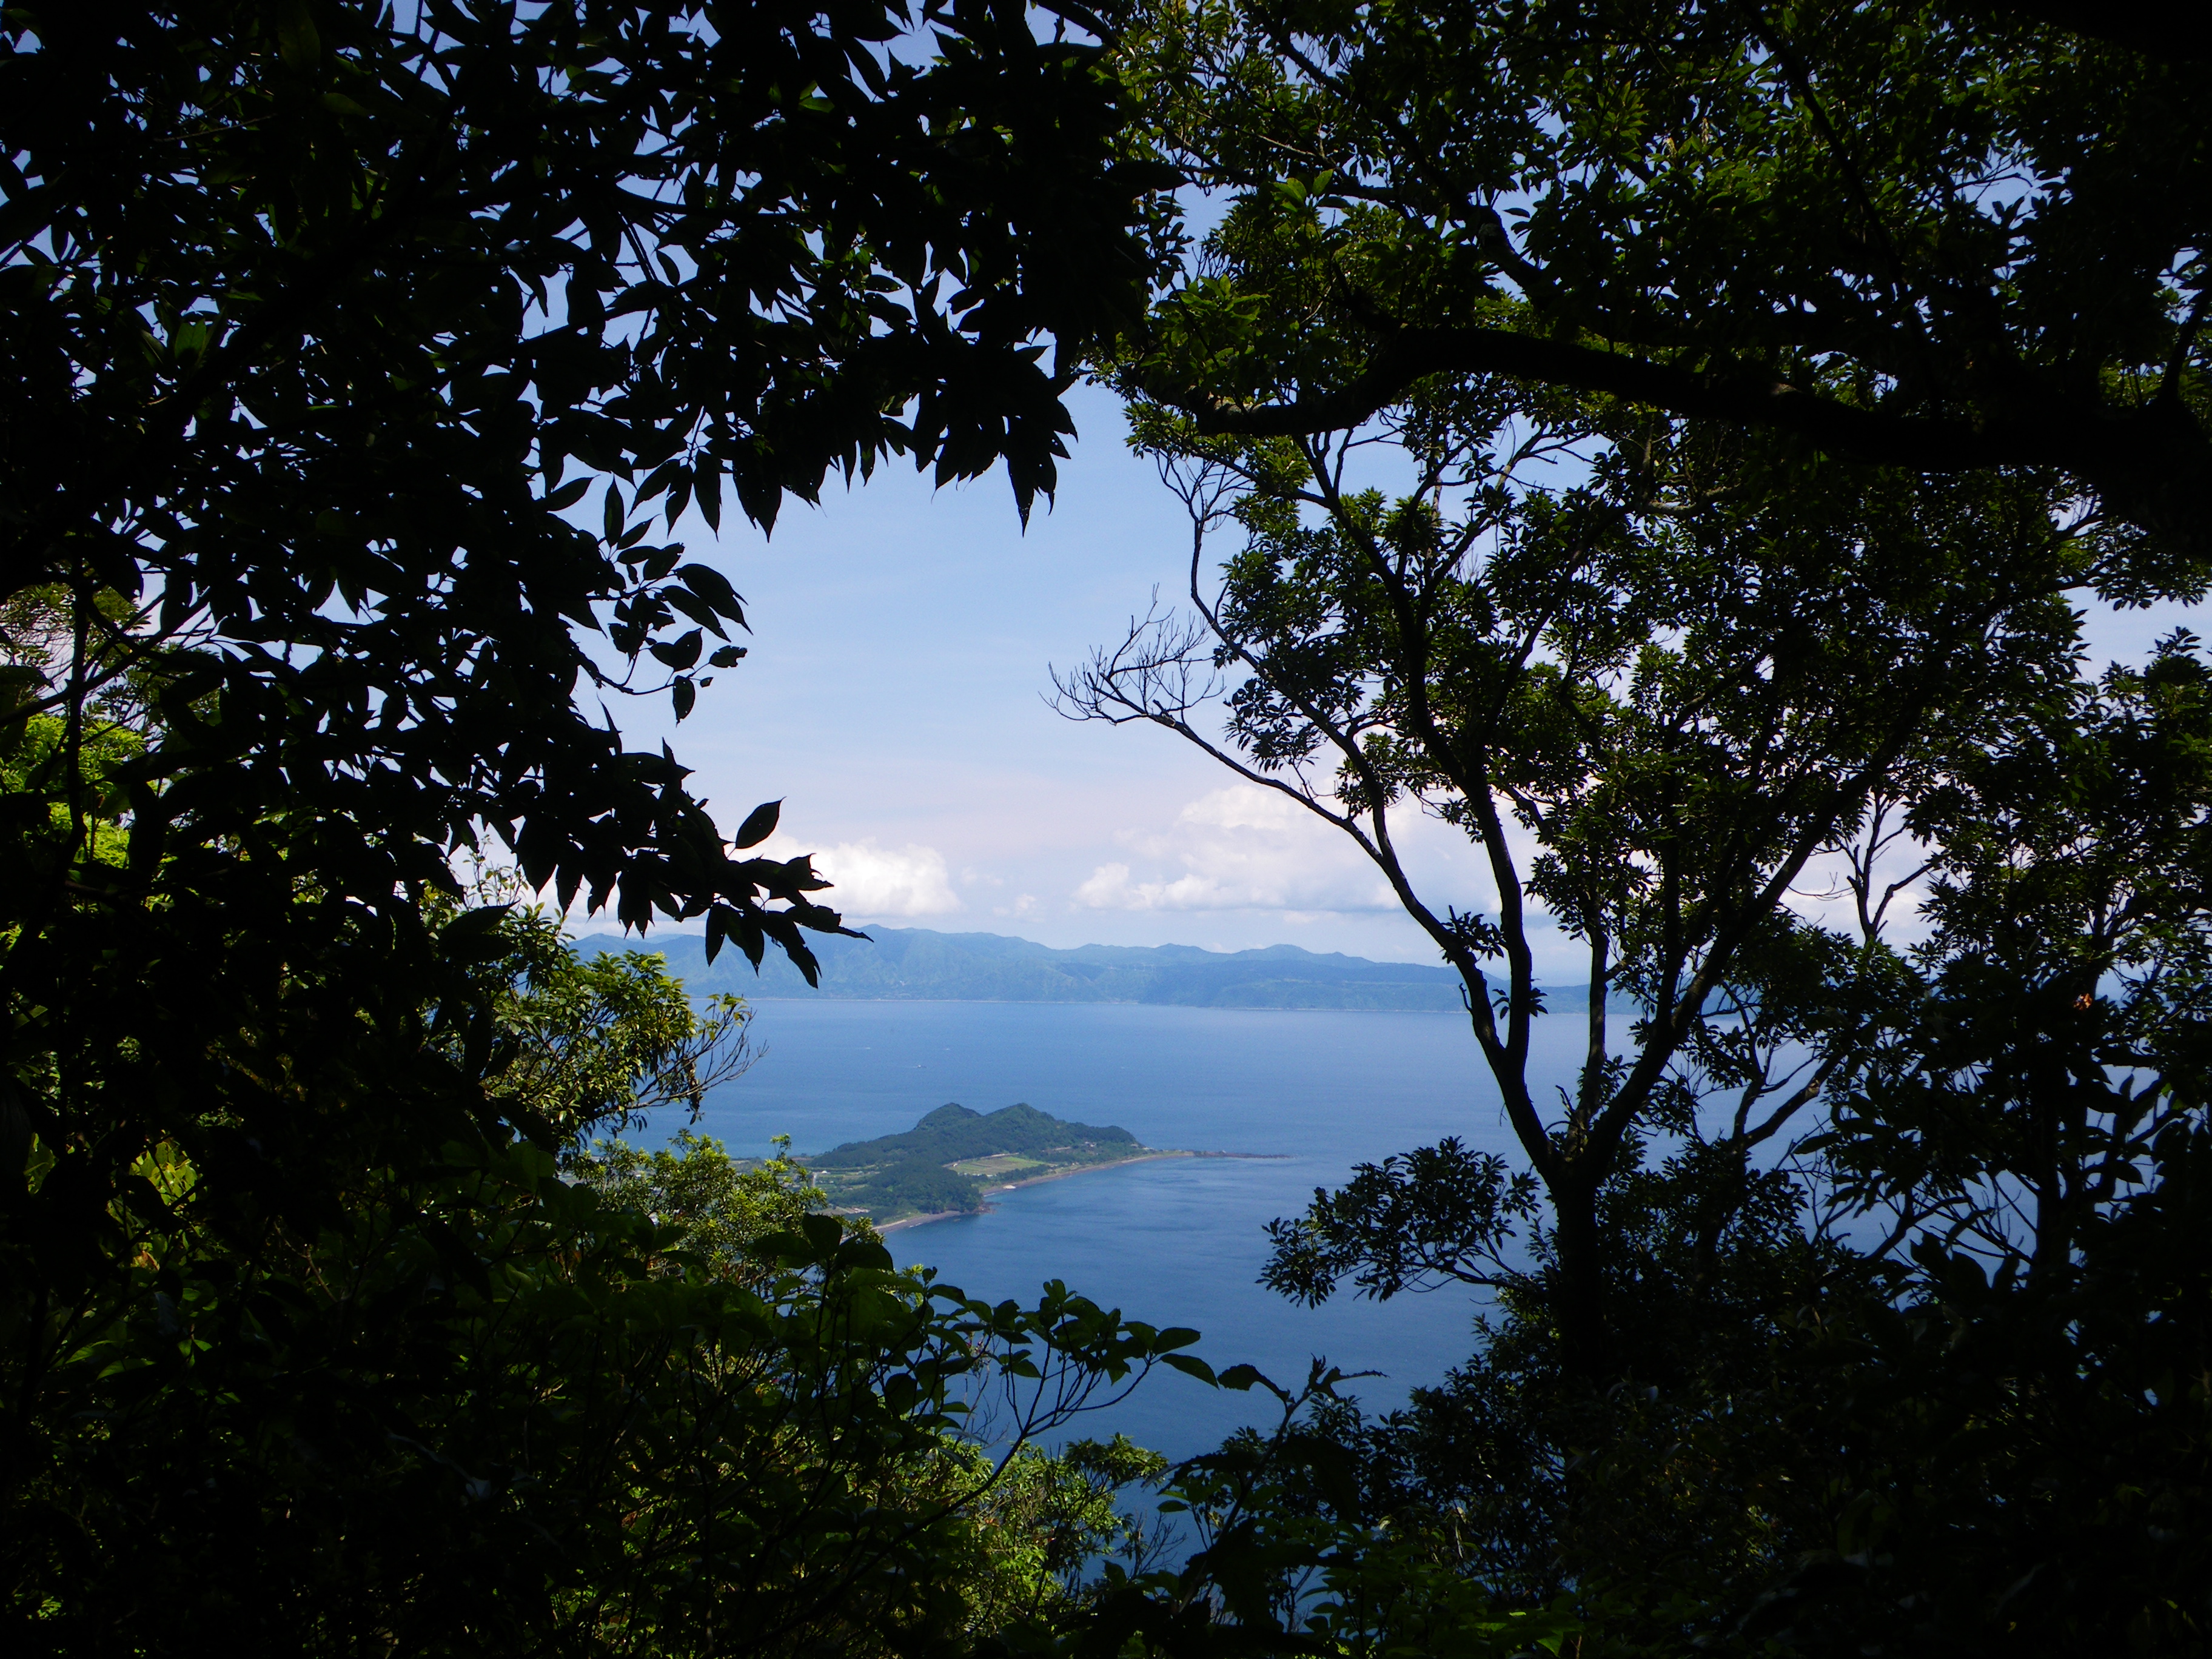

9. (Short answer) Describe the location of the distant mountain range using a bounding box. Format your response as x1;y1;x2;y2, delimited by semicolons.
570;924;1581;1013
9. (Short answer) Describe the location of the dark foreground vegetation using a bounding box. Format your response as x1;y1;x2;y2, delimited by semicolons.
4;2;2207;1655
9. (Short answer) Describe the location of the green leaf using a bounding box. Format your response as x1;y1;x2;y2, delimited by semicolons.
1161;1353;1218;1385
732;799;781;849
677;563;748;628
275;1;320;69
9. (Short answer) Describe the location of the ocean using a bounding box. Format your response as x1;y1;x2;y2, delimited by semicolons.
675;998;1592;1461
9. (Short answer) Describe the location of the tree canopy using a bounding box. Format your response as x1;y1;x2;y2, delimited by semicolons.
1;6;1197;1649
4;899;1205;1654
1053;1;2212;1650
1;0;1173;1491
4;0;1170;953
1119;0;2212;582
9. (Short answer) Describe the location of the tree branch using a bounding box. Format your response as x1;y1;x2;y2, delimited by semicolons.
1161;322;2207;485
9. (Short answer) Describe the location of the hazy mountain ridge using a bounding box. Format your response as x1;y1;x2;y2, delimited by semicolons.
570;925;1548;1011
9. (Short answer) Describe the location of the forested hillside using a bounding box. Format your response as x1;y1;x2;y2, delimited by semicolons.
810;1102;1142;1168
799;1102;1158;1223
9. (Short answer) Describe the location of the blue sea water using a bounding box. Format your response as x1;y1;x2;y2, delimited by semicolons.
676;999;1589;1461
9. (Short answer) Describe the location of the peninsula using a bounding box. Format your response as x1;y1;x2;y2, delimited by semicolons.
799;1102;1190;1228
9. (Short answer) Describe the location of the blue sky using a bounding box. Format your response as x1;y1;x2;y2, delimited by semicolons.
592;381;1481;964
597;381;2206;974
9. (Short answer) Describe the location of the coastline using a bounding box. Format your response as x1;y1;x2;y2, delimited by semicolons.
870;1148;1285;1233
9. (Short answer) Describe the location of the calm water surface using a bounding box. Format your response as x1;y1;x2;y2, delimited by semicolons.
678;1000;1588;1458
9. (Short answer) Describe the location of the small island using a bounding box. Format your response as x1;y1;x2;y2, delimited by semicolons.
799;1102;1190;1228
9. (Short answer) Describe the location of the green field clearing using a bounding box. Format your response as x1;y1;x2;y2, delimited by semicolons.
945;1154;1047;1179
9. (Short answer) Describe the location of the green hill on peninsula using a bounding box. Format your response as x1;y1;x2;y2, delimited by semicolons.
800;1102;1159;1224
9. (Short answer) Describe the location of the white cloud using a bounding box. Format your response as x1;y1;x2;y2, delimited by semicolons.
1073;785;1403;914
1074;862;1146;907
812;839;962;917
1179;785;1307;833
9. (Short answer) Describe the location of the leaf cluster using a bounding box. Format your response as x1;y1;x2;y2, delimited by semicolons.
4;907;1204;1653
1113;0;2212;568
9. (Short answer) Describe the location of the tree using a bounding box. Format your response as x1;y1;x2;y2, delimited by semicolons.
0;0;1168;1501
1061;292;2086;1373
1038;7;2212;1638
572;1123;1188;1644
1372;632;2212;1654
1;5;1190;1644
472;892;763;1141
1051;7;2212;1634
1067;640;2211;1654
1114;0;2212;577
3;0;1167;961
4;900;1204;1652
1755;631;2212;1652
574;1129;870;1276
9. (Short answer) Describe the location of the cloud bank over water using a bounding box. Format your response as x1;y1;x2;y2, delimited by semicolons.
809;841;962;918
1074;786;1398;914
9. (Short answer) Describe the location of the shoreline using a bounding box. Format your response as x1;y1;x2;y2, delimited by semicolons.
870;1148;1287;1233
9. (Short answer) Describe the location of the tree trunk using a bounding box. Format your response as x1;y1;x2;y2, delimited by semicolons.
1549;1172;1610;1387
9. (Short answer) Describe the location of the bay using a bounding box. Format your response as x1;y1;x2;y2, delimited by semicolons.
674;998;1589;1460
